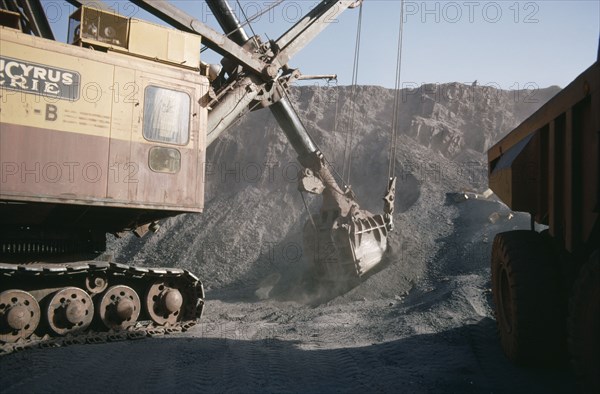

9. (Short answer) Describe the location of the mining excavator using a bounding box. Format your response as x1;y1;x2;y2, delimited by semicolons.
0;0;395;351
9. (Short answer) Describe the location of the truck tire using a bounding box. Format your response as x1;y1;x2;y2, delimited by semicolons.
568;251;599;394
491;230;564;365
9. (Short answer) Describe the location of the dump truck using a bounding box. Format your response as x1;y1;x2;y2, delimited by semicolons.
488;50;599;392
0;0;394;351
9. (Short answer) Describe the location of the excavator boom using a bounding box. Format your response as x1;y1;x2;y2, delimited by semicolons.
203;0;394;280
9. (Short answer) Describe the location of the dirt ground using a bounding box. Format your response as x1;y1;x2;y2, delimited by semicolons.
0;290;576;393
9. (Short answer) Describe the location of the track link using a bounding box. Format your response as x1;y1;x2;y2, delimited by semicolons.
0;261;204;355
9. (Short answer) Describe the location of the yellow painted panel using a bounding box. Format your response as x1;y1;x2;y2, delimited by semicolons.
109;66;136;140
128;21;201;67
1;27;208;211
1;40;113;139
106;66;135;200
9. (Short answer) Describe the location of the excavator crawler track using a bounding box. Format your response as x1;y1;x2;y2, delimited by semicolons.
0;261;204;355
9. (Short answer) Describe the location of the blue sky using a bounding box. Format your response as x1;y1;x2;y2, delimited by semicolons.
42;0;599;89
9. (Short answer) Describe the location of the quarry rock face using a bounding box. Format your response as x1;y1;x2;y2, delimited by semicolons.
400;83;559;156
291;82;559;159
107;83;559;299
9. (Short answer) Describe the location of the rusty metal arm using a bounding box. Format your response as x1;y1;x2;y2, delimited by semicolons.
17;0;54;39
204;0;316;157
205;0;357;218
206;76;262;145
297;74;337;81
1;0;55;38
205;0;249;45
273;0;361;66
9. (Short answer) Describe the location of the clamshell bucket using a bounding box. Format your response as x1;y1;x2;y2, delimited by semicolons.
301;164;396;282
304;209;390;281
340;214;389;275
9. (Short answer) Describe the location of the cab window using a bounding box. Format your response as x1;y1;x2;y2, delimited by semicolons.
143;85;190;145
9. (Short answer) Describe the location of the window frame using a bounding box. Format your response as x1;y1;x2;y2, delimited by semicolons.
142;84;192;146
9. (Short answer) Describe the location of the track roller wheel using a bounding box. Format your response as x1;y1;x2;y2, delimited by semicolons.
85;273;108;294
0;290;41;343
47;287;94;336
568;250;599;394
146;281;184;326
491;230;564;365
98;286;141;330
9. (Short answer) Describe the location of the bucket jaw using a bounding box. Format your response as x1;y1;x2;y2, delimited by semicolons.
299;152;395;281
